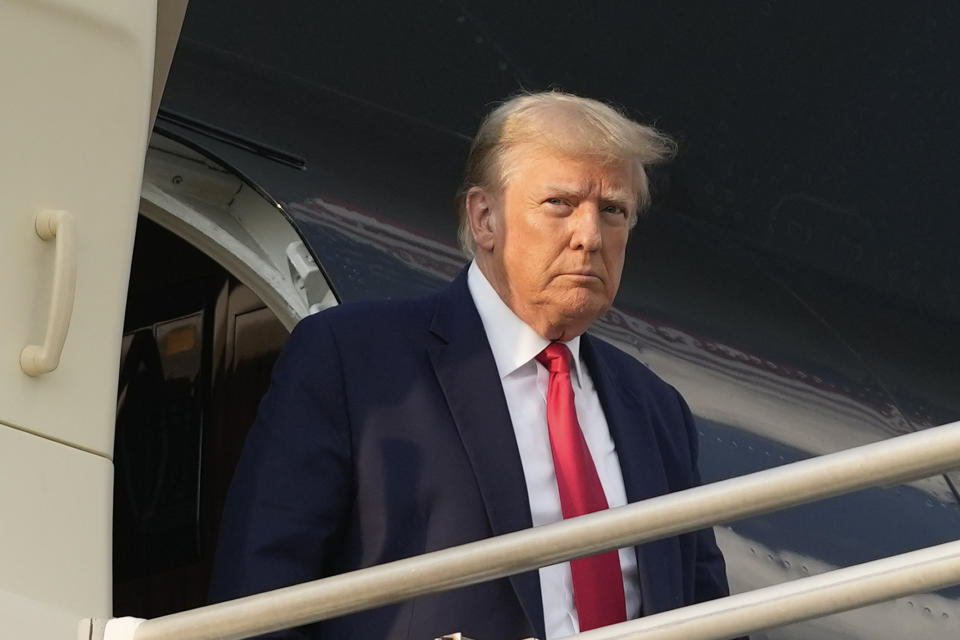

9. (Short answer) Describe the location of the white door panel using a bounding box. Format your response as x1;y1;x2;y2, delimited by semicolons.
0;424;113;638
0;0;156;455
0;1;179;636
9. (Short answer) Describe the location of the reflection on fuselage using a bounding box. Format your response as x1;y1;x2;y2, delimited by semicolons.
591;307;956;504
716;527;960;640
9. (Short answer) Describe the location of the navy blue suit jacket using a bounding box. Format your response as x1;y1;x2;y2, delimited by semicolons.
211;271;731;639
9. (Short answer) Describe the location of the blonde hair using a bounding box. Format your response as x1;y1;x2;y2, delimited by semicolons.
456;91;676;256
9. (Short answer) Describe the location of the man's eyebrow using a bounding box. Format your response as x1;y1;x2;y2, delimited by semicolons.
602;189;634;206
542;184;589;198
540;185;634;208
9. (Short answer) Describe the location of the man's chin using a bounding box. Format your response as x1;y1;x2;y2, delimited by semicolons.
560;284;609;309
523;286;613;338
553;296;610;334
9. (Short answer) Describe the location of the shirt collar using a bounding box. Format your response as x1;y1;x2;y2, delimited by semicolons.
467;261;585;387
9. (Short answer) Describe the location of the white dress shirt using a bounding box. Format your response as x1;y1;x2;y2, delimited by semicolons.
467;262;641;639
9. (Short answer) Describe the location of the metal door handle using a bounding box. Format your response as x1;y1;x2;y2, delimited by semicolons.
21;209;77;376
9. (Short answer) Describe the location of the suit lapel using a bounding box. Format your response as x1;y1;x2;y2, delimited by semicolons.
426;272;545;639
581;334;683;615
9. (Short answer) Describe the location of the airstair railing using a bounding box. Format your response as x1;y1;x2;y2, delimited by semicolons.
92;419;960;640
571;538;960;640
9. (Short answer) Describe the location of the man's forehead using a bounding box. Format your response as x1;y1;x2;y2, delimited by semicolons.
508;148;636;199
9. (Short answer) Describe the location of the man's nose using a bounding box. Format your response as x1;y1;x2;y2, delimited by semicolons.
569;205;603;251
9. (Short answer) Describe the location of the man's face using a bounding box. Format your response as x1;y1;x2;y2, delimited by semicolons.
471;147;634;341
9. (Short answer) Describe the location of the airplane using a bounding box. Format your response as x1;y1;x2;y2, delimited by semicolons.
2;1;959;639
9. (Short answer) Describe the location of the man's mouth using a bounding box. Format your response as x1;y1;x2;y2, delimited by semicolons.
560;271;603;283
565;268;600;277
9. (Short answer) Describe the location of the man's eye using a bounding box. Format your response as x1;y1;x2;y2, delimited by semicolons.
602;205;627;216
546;197;566;206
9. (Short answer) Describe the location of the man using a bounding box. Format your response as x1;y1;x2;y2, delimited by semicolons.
211;91;733;639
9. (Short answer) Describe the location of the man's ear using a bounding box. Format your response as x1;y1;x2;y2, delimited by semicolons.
465;186;498;252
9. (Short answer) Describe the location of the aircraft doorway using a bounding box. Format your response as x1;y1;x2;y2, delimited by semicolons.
113;216;289;618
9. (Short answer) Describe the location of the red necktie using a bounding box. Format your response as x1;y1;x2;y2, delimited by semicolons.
536;343;627;631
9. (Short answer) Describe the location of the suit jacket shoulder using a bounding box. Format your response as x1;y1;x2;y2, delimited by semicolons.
300;289;440;342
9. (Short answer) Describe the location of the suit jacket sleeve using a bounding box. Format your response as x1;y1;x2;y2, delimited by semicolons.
209;314;351;637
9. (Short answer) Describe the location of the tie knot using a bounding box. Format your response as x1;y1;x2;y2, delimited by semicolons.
536;342;572;374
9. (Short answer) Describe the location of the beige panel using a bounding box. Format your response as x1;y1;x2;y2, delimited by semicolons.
0;1;156;455
0;423;112;638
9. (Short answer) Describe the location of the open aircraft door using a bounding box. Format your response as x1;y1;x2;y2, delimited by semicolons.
0;1;186;637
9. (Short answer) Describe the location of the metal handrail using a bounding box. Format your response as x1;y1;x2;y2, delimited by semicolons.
573;539;960;639
119;419;960;640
